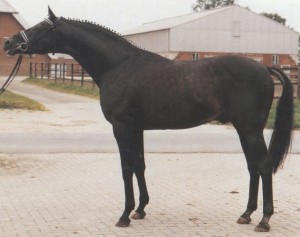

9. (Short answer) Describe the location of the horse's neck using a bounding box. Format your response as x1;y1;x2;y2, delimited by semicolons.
57;20;140;82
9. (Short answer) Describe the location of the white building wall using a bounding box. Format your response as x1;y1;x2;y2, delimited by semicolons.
125;29;169;52
170;6;298;55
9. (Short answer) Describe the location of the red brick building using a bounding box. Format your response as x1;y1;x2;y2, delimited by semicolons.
0;0;78;77
0;0;53;76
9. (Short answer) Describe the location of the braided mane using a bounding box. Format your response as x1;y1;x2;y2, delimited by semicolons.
62;17;141;49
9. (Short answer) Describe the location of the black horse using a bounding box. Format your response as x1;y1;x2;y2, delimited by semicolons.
4;8;294;232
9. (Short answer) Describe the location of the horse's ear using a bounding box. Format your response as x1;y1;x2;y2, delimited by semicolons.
48;6;57;21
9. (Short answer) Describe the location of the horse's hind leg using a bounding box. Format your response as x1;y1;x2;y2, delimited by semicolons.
255;169;273;232
235;128;273;232
236;131;260;224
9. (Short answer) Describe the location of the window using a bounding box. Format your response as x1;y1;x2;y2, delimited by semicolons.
192;53;199;60
272;55;280;65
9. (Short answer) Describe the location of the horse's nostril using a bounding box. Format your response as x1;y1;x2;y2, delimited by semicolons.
4;40;10;47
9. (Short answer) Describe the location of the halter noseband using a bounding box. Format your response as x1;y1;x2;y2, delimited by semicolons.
19;18;57;55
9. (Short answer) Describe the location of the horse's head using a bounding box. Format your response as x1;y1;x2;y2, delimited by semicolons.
4;7;59;56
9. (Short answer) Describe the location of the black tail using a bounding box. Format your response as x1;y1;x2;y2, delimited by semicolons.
268;67;294;173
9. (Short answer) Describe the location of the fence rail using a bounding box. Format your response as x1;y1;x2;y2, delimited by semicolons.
30;62;299;98
29;62;95;88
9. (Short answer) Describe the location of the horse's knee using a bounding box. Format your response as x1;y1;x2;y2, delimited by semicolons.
122;167;134;181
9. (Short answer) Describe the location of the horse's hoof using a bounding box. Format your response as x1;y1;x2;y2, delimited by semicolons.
115;217;131;227
131;211;146;220
236;216;251;224
254;222;270;232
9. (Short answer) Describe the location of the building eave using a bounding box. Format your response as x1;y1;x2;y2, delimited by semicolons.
0;0;18;13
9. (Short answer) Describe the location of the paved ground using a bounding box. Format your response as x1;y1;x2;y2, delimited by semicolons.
0;77;299;236
0;153;299;237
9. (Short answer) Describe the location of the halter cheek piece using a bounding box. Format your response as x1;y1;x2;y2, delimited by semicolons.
0;18;57;95
19;31;29;51
19;18;57;55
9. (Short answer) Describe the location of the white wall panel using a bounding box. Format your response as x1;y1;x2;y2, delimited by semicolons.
124;5;298;56
125;30;169;53
170;6;298;54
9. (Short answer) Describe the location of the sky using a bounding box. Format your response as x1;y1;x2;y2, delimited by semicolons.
8;0;300;33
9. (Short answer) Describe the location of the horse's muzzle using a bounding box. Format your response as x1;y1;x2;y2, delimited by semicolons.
3;39;12;51
4;39;20;56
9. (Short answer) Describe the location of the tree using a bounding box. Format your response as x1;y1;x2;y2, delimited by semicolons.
260;12;286;25
193;0;234;12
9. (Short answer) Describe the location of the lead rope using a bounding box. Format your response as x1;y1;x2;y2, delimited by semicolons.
0;54;23;95
0;26;31;95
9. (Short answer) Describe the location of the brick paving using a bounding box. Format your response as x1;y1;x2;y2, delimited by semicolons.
0;153;299;237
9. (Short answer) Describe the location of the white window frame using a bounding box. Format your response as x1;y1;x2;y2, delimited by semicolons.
192;53;199;60
272;55;280;65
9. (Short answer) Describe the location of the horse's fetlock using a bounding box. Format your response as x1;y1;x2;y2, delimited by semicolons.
140;195;149;205
263;208;274;216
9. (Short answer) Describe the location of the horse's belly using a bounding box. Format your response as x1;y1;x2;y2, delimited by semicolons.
142;104;219;130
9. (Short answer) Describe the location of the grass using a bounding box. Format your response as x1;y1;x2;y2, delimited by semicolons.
0;90;46;110
23;78;99;99
266;99;300;129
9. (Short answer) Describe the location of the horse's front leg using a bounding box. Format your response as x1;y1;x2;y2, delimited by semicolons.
131;131;149;220
113;126;143;227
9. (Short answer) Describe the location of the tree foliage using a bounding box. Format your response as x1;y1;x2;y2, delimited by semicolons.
193;0;234;12
260;12;286;25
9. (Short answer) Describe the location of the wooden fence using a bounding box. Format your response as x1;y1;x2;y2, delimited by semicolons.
29;62;95;88
274;67;299;98
30;62;299;98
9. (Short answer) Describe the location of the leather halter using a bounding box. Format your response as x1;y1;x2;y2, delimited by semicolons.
0;18;57;95
19;18;57;55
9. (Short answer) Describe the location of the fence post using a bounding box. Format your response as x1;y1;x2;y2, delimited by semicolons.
81;66;84;87
71;64;74;85
41;63;44;79
34;63;37;78
59;64;62;79
63;63;66;83
47;63;51;80
54;63;58;82
29;62;32;78
297;67;300;99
